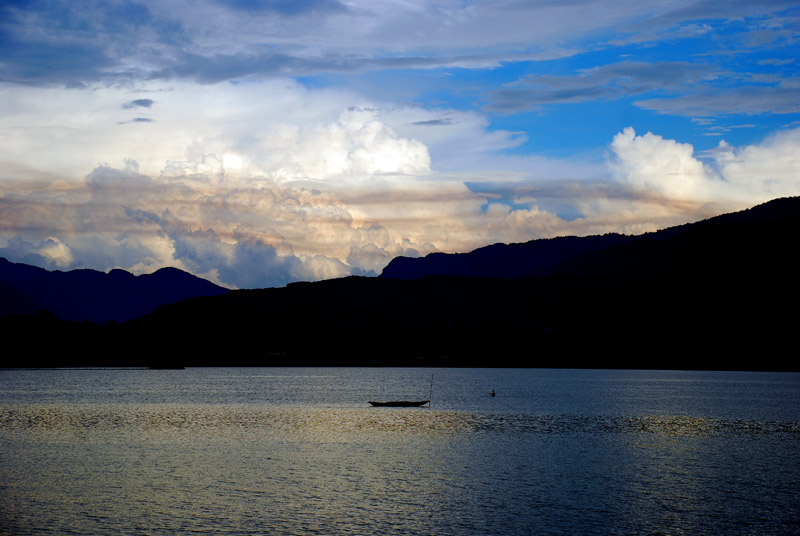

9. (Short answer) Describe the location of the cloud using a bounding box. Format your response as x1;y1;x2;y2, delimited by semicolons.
487;61;718;113
487;54;799;119
0;0;186;85
635;86;800;116
0;0;734;86
0;151;443;288
2;68;798;289
123;99;155;109
609;127;718;201
608;125;800;206
175;231;316;290
613;0;798;45
117;117;154;125
0;80;448;288
412;119;456;127
1;148;580;288
710;127;800;200
0;236;74;269
3;124;799;288
214;0;346;15
251;106;432;180
759;58;796;66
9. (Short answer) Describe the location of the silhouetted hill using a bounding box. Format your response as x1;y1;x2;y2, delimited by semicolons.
3;197;798;370
381;234;634;279
0;259;229;323
555;197;799;282
381;197;800;282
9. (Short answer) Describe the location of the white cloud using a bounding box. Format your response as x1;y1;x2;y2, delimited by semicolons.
3;73;799;289
251;106;431;181
609;127;718;201
6;0;794;86
37;236;74;267
711;127;800;201
609;125;800;207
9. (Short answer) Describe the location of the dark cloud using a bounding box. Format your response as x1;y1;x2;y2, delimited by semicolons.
0;0;187;84
123;99;154;109
1;0;797;89
636;86;800;116
215;0;346;15
165;223;318;289
412;119;455;126
0;0;580;85
152;50;301;83
619;0;799;43
151;50;455;84
85;160;152;200
486;61;717;112
0;40;114;86
118;117;154;125
217;238;304;288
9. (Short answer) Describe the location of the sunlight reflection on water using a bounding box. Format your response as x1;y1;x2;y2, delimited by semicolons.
2;368;800;535
3;404;798;440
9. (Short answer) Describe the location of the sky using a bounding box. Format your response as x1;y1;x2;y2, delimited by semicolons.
1;0;799;288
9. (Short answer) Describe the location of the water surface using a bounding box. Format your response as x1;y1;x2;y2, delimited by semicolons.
1;368;798;535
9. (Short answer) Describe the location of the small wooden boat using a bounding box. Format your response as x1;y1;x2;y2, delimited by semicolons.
369;374;434;408
368;400;430;407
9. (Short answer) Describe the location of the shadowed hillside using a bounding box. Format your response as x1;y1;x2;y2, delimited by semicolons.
381;197;800;282
2;197;798;370
380;234;634;280
0;259;229;323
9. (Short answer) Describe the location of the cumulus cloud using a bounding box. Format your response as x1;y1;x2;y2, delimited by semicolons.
609;127;718;201
251;106;432;181
608;126;800;208
0;149;445;288
3;124;800;288
710;127;800;200
2;71;799;289
1;140;579;288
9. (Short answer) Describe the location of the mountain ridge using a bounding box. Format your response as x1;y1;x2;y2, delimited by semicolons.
2;196;797;370
381;196;800;280
0;259;229;323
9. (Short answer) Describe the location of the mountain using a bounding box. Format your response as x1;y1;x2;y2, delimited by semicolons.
380;234;634;279
2;197;797;370
381;197;800;282
0;259;229;323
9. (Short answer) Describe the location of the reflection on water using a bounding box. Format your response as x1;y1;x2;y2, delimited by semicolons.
2;404;799;440
1;368;799;535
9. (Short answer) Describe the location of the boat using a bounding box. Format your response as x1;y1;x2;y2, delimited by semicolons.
369;373;434;408
368;400;430;407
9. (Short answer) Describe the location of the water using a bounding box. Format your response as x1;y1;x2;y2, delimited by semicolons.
1;368;799;535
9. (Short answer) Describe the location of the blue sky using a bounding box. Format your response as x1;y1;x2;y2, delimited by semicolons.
1;0;799;288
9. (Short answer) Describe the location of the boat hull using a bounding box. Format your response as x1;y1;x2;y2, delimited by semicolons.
368;400;430;407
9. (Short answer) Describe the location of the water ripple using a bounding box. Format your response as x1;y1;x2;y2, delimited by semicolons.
2;404;798;441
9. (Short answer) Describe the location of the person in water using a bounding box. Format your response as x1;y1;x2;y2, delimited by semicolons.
491;390;495;397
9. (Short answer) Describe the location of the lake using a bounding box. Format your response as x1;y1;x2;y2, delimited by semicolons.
1;367;799;535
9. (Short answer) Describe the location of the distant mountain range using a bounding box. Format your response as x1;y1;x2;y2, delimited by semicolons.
0;260;228;323
2;197;798;370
